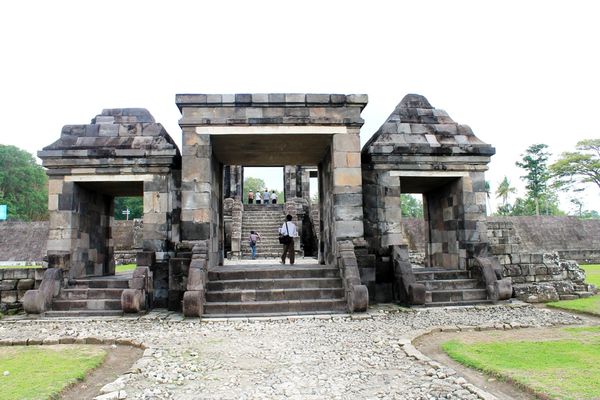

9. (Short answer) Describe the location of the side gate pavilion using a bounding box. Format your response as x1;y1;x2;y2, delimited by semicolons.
25;93;511;317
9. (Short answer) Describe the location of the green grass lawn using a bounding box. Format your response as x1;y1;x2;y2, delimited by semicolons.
116;263;136;273
547;264;600;316
581;264;600;287
0;265;43;269
0;345;106;400
443;328;600;399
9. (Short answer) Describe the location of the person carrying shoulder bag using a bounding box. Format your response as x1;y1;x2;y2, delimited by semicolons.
278;214;297;265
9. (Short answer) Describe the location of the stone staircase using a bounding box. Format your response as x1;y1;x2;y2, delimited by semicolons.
413;268;493;307
43;275;129;318
204;263;347;317
241;204;286;259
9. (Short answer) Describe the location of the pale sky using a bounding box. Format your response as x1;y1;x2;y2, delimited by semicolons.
1;1;598;213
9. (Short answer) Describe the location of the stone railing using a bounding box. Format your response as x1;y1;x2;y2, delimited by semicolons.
22;268;62;314
121;252;155;313
1;268;45;313
183;241;209;317
337;241;368;312
472;257;512;302
391;245;425;305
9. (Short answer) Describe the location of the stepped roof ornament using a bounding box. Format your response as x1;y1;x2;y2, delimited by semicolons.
363;94;495;159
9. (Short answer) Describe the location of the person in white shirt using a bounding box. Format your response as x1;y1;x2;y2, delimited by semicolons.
279;214;297;265
271;190;277;204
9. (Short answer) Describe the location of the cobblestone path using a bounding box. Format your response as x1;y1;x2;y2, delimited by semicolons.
0;304;583;400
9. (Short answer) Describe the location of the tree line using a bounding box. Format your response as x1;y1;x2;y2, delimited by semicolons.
495;139;599;218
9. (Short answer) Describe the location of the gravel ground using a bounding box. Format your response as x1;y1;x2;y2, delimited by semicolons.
0;304;583;400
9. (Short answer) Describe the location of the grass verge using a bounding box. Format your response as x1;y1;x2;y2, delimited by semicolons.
443;332;600;400
116;263;136;273
547;264;600;316
0;345;106;400
0;265;43;269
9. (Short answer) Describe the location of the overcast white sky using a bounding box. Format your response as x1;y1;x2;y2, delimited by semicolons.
1;1;598;213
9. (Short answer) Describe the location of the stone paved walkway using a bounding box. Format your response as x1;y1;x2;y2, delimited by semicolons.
0;304;585;400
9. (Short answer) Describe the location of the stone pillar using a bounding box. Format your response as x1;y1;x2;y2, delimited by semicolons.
180;127;221;267
142;172;180;260
460;172;490;265
224;165;242;200
331;130;363;244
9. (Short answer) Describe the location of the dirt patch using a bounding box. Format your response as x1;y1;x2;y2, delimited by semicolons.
60;345;143;400
414;324;600;400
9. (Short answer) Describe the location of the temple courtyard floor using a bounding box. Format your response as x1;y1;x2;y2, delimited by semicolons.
0;303;594;400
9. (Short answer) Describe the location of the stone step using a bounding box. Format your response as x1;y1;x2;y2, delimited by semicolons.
43;310;124;318
244;204;284;209
207;277;343;291
71;278;130;289
51;298;122;311
413;269;471;281
417;279;484;291
419;299;495;308
57;288;124;300
208;266;340;281
206;288;345;302
427;288;488;303
204;299;347;315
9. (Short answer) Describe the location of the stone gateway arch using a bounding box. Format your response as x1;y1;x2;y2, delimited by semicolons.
25;93;512;317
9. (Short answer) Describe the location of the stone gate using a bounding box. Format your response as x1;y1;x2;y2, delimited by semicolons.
24;93;556;316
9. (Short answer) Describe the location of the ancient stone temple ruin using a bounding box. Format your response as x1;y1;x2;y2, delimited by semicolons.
22;93;593;317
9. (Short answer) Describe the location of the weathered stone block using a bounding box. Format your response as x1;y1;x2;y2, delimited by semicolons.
16;279;35;291
1;290;18;303
0;280;17;290
181;221;211;240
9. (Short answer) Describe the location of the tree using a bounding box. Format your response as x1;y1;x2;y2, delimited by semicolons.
515;143;551;216
0;145;48;221
114;197;143;220
401;194;423;218
495;176;517;206
550;138;600;192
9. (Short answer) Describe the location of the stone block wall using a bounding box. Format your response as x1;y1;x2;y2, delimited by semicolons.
0;268;45;313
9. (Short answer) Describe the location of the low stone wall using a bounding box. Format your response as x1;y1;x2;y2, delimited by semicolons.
487;216;600;264
486;220;595;302
0;268;45;313
402;216;600;265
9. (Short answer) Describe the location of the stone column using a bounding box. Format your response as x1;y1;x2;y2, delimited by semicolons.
331;130;364;244
142;174;178;259
180;127;220;267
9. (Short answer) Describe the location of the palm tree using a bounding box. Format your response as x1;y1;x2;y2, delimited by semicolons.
495;176;517;206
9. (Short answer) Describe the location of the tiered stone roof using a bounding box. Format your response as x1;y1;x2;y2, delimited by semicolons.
363;94;495;162
38;108;180;173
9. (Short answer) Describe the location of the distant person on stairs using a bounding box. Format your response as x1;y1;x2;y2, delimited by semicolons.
249;230;261;260
263;189;270;206
279;214;297;265
271;190;277;204
248;190;254;204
